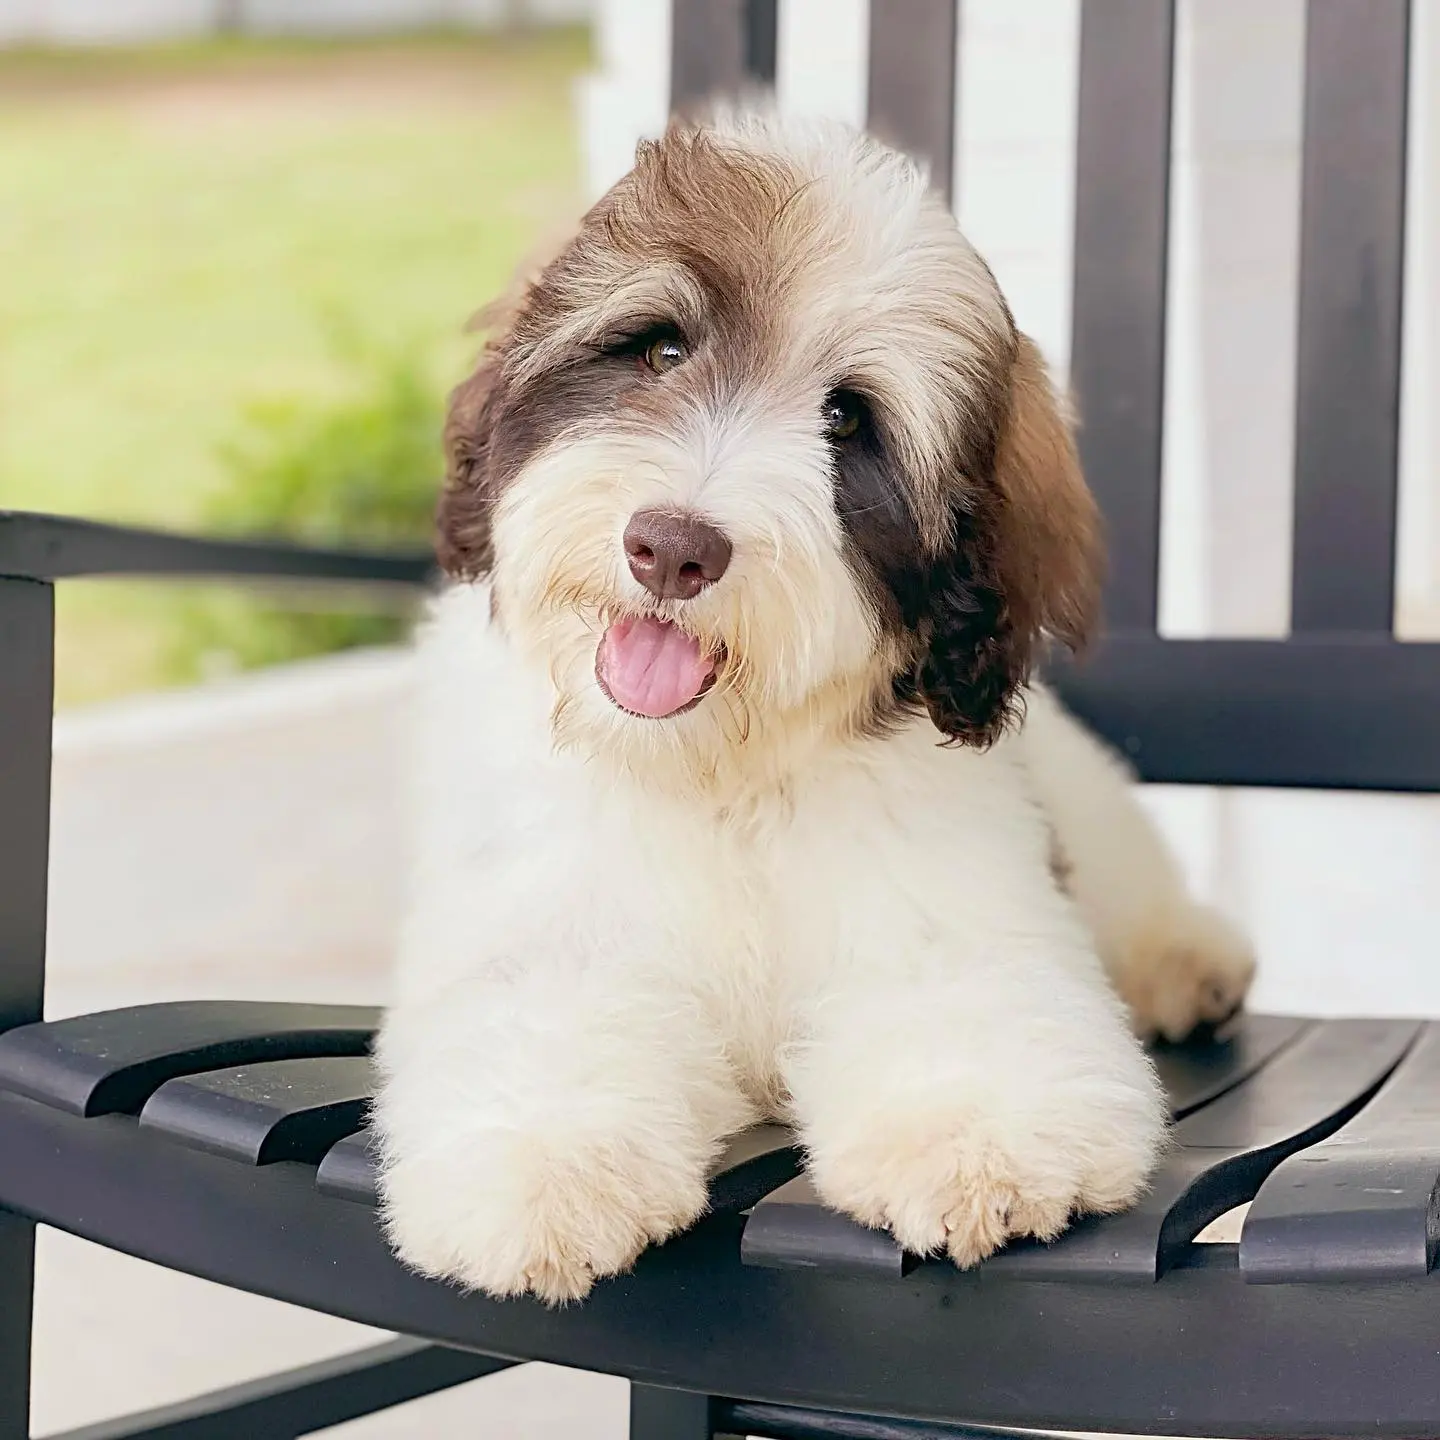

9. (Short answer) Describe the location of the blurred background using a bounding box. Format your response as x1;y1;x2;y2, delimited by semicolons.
5;0;1440;1434
3;0;588;707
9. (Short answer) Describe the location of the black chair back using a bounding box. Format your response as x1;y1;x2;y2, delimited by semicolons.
670;0;1437;793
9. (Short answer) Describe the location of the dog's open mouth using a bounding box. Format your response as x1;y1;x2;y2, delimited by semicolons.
595;616;719;719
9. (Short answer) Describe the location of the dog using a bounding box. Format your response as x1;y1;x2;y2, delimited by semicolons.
374;108;1256;1305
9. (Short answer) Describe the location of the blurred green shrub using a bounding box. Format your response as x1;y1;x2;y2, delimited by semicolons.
170;331;444;679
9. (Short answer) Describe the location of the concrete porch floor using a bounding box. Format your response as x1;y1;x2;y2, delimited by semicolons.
33;1234;628;1437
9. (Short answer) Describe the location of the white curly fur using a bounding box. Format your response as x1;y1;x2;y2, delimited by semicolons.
374;110;1255;1305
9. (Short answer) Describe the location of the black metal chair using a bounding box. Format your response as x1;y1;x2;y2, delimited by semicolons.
4;1;1439;1436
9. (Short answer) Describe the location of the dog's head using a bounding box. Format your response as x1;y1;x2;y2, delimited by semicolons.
439;110;1100;790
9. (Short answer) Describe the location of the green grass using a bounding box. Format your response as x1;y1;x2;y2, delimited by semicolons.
0;30;588;704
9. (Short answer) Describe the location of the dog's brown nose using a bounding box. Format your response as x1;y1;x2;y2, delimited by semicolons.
623;508;732;601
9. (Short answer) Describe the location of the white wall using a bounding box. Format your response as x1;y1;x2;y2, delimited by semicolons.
1161;0;1305;640
1400;0;1440;635
0;0;590;44
581;0;1440;1018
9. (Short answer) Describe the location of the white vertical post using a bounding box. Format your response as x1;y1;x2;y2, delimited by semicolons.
776;0;868;127
1398;0;1440;638
576;0;673;201
1159;0;1305;641
953;0;1079;375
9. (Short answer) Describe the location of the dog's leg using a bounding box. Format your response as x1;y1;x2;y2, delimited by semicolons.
374;969;753;1305
1020;685;1257;1041
783;887;1168;1267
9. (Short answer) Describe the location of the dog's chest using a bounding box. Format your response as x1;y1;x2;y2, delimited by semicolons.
646;771;917;1069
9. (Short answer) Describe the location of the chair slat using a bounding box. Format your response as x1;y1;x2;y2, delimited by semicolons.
0;1001;378;1117
744;0;778;88
1242;1021;1440;1281
317;1119;800;1214
317;1127;381;1206
989;1018;1416;1281
719;1398;1010;1439
670;0;749;114
740;1016;1380;1283
1053;633;1440;792
865;0;959;204
0;579;51;1038
1151;1014;1310;1118
742;1171;908;1277
140;1056;372;1167
1069;0;1175;632
1290;0;1410;634
705;1122;802;1212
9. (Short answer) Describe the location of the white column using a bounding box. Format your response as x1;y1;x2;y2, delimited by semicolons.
953;0;1079;375
1159;0;1305;640
577;0;672;201
1398;0;1440;638
776;0;869;127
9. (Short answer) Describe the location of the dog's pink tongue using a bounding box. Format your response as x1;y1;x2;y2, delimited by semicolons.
598;616;713;718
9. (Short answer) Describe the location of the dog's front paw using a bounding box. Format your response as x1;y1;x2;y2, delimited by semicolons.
1112;902;1257;1043
380;1130;708;1305
807;1082;1165;1267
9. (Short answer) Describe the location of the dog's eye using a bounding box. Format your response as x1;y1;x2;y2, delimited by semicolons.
823;390;865;441
643;335;688;374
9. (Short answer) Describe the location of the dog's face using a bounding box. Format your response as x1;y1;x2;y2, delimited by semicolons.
439;111;1100;790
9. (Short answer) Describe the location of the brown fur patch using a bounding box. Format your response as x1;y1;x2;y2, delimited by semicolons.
913;336;1101;746
438;122;811;578
989;335;1102;660
436;352;504;579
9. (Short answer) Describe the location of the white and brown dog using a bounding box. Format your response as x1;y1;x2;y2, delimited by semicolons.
374;109;1255;1304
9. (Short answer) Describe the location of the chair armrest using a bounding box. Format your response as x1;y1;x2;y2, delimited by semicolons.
0;510;434;587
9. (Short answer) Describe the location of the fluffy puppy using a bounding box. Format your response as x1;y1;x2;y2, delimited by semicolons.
374;109;1255;1304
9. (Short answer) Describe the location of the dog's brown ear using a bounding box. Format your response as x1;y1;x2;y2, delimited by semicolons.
435;349;505;580
918;335;1103;746
990;335;1102;657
